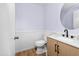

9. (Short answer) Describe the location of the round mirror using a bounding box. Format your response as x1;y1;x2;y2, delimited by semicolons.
60;3;79;30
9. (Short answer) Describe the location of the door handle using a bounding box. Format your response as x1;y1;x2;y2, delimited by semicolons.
55;44;57;52
14;36;19;40
57;45;59;54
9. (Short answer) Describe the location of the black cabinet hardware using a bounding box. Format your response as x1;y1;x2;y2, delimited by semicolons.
57;45;59;54
55;44;57;52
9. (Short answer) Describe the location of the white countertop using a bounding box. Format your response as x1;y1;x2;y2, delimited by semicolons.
48;34;79;48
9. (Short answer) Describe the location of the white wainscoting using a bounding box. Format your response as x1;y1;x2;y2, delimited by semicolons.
15;31;44;52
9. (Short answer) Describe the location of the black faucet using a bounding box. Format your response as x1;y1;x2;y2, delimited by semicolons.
64;29;68;37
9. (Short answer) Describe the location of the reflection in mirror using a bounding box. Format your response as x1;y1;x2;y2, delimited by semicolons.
73;10;79;29
60;3;79;30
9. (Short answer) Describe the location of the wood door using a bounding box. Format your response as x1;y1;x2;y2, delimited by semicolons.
47;37;57;56
58;41;79;56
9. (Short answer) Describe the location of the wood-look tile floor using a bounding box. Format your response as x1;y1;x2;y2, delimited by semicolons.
16;48;46;56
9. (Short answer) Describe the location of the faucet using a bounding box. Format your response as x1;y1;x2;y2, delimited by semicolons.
64;29;68;37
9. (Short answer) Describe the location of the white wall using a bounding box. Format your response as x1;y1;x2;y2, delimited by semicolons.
45;3;64;32
16;3;45;32
15;3;45;52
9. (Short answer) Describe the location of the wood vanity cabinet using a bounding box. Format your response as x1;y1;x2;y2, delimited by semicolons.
58;41;79;56
47;37;79;56
47;37;58;56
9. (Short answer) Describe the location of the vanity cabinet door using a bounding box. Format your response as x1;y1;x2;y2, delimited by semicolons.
47;38;57;56
58;42;79;56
